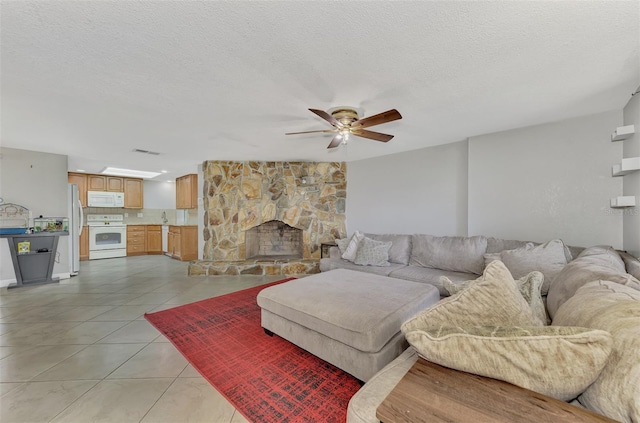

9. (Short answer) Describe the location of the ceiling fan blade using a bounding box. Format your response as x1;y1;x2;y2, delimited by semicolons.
350;109;402;129
309;108;341;128
351;129;394;142
285;129;337;135
327;134;343;149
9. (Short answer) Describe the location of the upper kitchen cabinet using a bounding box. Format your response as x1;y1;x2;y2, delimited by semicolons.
69;172;144;208
88;175;124;192
124;178;144;209
68;172;88;206
176;174;198;209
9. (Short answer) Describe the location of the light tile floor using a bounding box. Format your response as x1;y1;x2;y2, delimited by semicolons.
0;255;283;423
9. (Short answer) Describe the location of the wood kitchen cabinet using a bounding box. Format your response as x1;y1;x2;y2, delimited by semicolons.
146;225;162;254
88;175;124;192
68;172;88;206
126;225;146;256
80;225;89;261
124;178;144;209
176;174;198;209
68;172;143;208
167;225;197;261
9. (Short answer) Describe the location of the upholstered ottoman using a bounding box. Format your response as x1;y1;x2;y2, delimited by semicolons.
257;269;440;381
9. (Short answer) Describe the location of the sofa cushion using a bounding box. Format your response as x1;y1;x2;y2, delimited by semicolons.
403;325;612;401
410;235;487;275
388;266;474;297
553;280;640;422
364;233;412;265
619;251;640;282
353;237;392;267
442;271;547;325
257;269;440;353
547;246;640;318
402;261;544;333
499;239;569;295
319;258;405;277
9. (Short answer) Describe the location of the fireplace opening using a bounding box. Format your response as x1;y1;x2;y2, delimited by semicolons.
245;220;303;260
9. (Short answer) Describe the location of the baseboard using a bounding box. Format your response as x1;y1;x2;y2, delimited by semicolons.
56;272;71;281
0;278;17;288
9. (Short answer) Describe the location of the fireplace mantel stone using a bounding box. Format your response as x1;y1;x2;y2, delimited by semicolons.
200;161;347;269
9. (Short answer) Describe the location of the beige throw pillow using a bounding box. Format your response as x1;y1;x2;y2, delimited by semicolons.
403;325;612;401
402;260;544;333
341;231;364;262
335;237;349;254
441;271;548;325
500;239;569;295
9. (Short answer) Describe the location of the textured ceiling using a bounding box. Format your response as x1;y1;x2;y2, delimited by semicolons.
1;1;639;181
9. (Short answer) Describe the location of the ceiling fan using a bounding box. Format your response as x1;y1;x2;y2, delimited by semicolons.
286;107;402;149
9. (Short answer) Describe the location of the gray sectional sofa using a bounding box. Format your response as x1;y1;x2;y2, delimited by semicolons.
320;233;583;296
321;236;640;423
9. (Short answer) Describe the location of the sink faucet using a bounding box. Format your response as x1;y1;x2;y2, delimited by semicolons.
161;211;168;224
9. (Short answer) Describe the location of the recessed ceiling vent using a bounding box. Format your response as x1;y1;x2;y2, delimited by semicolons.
132;148;161;155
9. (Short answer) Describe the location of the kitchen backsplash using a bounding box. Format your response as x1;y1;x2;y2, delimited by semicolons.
82;207;199;226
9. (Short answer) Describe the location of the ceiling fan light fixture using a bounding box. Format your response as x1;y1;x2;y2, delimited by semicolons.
286;107;402;149
340;129;350;141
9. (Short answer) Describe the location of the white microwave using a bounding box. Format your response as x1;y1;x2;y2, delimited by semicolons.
87;191;125;208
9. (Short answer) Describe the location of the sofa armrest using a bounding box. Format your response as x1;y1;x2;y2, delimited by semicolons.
329;246;342;259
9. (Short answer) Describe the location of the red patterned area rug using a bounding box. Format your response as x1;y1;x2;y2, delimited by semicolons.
144;279;360;423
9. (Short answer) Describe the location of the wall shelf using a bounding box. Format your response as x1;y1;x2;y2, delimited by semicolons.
610;196;636;208
611;125;635;142
612;157;640;177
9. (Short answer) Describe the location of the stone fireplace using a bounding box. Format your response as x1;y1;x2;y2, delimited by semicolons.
189;161;347;276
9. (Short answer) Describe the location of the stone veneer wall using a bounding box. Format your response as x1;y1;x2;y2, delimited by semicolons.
202;161;347;262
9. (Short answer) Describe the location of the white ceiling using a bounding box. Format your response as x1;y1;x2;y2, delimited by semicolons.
2;1;639;182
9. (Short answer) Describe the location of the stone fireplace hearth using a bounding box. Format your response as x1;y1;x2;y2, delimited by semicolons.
189;161;347;276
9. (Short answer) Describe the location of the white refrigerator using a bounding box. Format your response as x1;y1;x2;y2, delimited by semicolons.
68;184;83;275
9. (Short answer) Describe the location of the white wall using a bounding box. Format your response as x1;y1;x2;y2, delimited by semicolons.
623;93;640;256
0;148;70;286
468;110;624;248
346;140;468;236
143;180;176;209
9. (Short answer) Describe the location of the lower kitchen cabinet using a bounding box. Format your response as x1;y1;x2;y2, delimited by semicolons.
146;225;162;254
127;225;146;256
167;225;197;261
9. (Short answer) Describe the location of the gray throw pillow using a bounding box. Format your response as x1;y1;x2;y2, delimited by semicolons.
353;237;392;267
500;239;569;295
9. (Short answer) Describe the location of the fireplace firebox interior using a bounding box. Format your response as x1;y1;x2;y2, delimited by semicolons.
245;220;303;260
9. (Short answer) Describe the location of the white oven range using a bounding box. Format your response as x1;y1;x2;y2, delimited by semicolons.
87;214;127;260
